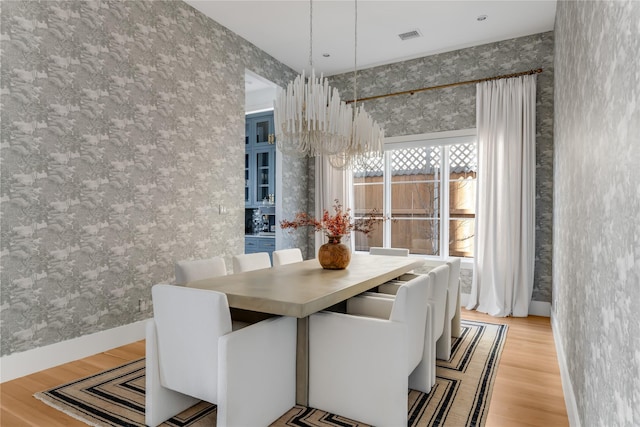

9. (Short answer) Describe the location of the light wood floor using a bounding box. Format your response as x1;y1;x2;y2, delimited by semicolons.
0;309;569;427
462;310;569;427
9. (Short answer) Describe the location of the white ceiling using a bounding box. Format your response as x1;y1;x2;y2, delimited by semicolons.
186;0;557;79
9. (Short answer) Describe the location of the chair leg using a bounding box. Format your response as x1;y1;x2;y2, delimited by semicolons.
409;308;434;393
145;321;200;427
451;286;462;338
408;356;433;394
436;294;452;361
436;320;452;360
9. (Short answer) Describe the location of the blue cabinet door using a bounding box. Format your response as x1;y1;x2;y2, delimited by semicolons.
260;238;276;264
253;146;275;206
245;112;276;208
244;236;275;263
245;236;260;253
246;112;274;148
244;150;251;205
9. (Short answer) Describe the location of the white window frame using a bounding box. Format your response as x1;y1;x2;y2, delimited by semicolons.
356;128;476;264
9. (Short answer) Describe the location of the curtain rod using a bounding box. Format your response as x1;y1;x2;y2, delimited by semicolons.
345;67;543;104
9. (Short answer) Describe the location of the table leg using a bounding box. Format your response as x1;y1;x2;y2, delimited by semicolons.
296;317;309;406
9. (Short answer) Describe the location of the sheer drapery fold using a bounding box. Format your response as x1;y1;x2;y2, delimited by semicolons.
314;156;353;253
467;75;536;317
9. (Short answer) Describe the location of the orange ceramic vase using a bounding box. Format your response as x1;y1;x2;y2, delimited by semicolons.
318;235;351;270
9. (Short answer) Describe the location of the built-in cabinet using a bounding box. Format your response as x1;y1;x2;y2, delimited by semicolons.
244;235;276;264
245;112;276;259
245;112;276;208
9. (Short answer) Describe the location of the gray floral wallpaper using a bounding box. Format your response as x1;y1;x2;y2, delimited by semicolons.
554;1;640;426
279;155;312;259
0;0;307;356
328;32;554;301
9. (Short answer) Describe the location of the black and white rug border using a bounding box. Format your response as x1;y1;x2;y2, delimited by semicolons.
35;320;508;427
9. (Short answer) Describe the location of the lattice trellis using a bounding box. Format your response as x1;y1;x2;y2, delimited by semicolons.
392;146;440;175
354;143;476;177
450;143;477;173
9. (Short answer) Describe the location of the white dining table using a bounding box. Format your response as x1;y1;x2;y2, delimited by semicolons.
185;253;425;405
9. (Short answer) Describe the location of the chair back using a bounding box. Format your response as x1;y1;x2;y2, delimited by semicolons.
232;252;271;273
273;248;303;266
427;265;450;340
175;256;226;284
369;247;410;257
389;274;430;373
446;258;461;321
151;284;232;403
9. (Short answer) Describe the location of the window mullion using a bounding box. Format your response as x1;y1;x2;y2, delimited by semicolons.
442;145;450;259
383;150;392;247
354;129;476;257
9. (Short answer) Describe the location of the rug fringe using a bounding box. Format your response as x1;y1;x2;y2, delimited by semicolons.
34;392;105;427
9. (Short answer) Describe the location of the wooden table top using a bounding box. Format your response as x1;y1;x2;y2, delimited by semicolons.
185;254;425;318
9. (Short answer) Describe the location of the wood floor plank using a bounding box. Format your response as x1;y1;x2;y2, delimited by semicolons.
464;310;570;427
0;313;569;426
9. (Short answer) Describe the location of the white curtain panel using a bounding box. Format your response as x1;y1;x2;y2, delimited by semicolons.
314;156;353;253
467;75;537;317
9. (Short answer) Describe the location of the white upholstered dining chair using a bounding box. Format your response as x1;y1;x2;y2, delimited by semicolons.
272;248;303;266
374;264;450;389
232;252;271;273
411;264;449;388
436;257;462;360
308;274;431;426
146;284;296;427
369;247;411;281
369;247;410;257
174;256;227;284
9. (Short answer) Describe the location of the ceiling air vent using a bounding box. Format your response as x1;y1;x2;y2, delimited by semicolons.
398;29;422;41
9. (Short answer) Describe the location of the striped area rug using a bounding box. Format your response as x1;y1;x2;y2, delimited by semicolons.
34;320;507;427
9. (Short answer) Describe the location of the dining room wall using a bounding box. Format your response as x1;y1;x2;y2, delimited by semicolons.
0;0;304;357
553;1;640;425
328;32;554;303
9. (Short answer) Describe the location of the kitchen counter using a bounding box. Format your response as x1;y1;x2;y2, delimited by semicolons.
245;233;275;239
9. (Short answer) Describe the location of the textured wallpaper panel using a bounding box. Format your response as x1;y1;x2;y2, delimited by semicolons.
554;1;640;425
0;0;302;356
329;32;554;300
278;155;311;259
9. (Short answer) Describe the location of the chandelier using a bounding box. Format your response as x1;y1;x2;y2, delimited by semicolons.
274;0;384;170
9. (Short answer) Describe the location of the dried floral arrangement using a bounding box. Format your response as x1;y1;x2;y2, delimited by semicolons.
280;199;383;240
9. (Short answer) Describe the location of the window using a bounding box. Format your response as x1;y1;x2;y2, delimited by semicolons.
353;129;477;258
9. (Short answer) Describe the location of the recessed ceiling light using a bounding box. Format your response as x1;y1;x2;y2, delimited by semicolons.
322;53;330;58
477;15;488;21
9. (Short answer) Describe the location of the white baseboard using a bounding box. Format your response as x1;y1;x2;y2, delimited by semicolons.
551;313;581;427
529;300;551;317
460;293;551;317
0;320;147;383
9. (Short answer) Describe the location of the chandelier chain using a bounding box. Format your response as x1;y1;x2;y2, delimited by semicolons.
273;0;384;170
354;0;357;103
309;0;313;68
